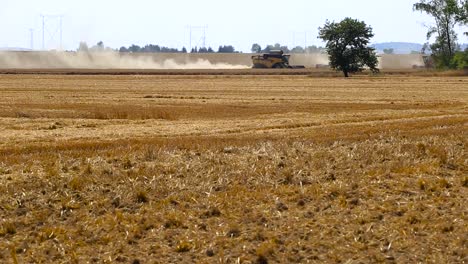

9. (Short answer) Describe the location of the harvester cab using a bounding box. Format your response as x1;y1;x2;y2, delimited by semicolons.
252;50;305;69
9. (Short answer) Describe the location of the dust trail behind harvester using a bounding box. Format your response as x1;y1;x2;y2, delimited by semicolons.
378;54;425;69
0;51;428;70
0;51;250;69
290;53;329;68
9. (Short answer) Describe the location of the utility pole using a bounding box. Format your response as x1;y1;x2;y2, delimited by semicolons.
29;29;34;50
293;32;296;48
202;26;206;49
41;15;45;50
59;16;63;50
189;26;192;52
292;31;310;52
304;32;307;51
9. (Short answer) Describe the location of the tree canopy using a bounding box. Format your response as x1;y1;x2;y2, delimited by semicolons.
383;48;395;54
456;0;468;35
251;43;262;53
217;45;236;53
318;18;379;77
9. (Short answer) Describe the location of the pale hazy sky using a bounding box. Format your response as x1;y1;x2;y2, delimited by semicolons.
1;0;467;51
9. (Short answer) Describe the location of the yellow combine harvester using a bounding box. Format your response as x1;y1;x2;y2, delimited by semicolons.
251;50;305;69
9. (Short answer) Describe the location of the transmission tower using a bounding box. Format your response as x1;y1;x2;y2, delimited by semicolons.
187;25;208;51
41;14;64;50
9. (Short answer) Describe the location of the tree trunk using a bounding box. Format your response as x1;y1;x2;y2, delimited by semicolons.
343;70;349;78
445;18;453;58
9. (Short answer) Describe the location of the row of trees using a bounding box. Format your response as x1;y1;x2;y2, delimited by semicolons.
119;44;183;53
414;0;468;69
250;43;325;54
78;42;239;53
118;44;238;53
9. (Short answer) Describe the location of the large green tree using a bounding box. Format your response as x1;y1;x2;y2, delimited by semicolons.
318;18;379;77
413;0;460;67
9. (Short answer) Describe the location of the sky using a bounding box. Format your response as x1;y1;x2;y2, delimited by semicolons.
1;0;467;52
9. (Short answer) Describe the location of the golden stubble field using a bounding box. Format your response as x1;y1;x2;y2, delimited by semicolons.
0;73;467;263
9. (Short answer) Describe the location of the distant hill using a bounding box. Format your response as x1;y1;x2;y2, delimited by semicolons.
0;47;32;51
372;42;468;54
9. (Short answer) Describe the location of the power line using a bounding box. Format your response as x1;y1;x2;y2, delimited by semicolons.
292;31;312;50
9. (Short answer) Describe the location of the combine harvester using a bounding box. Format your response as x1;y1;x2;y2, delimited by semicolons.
251;50;305;69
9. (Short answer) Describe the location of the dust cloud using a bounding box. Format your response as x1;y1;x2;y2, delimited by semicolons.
378;54;425;69
290;53;329;68
0;51;426;69
0;51;250;69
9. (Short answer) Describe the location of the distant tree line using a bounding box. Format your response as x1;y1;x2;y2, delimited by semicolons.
119;44;186;53
77;41;241;54
250;43;325;54
191;45;238;53
118;44;238;53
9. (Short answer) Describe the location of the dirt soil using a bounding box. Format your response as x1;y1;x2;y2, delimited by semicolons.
0;74;466;263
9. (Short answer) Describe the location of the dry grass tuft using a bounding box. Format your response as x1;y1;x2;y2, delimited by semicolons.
135;189;149;203
175;241;192;253
0;222;16;236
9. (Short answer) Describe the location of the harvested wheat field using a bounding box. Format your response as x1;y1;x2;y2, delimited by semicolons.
0;73;467;263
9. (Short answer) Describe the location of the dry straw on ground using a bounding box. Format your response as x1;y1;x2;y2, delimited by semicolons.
0;73;466;263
